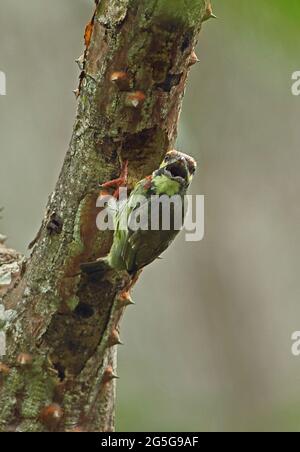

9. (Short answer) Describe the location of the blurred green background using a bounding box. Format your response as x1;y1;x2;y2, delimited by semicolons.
1;0;300;432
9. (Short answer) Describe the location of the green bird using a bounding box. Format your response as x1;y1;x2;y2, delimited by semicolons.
81;150;197;276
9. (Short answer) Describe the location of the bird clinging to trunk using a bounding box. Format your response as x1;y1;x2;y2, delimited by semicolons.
81;150;197;276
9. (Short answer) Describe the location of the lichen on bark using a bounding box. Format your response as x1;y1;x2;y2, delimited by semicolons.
0;0;211;432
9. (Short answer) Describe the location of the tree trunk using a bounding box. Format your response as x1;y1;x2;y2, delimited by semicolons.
0;0;211;432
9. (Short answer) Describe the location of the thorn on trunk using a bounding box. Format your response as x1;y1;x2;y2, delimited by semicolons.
75;55;85;71
203;4;217;22
16;353;33;367
125;91;146;108
117;291;135;308
110;71;130;91
188;51;200;67
0;234;7;244
102;366;119;384
108;329;124;347
40;404;64;428
73;89;80;98
0;363;10;376
111;71;127;82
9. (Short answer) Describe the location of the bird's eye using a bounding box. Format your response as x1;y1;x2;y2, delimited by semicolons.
164;154;171;162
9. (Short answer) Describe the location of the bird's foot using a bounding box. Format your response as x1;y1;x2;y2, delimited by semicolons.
99;160;128;199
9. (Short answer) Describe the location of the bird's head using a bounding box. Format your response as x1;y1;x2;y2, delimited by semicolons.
157;150;197;187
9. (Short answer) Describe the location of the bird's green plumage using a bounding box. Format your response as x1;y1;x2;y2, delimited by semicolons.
152;174;181;196
81;151;197;276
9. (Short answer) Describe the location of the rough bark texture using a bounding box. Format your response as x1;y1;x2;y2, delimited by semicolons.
0;0;210;432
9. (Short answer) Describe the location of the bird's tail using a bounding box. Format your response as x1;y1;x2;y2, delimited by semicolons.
80;257;112;276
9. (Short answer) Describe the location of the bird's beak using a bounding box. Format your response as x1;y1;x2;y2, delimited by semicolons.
162;158;189;184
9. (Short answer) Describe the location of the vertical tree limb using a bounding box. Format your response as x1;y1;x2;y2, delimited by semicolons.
0;0;212;432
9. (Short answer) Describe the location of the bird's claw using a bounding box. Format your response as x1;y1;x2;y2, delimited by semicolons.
99;160;129;199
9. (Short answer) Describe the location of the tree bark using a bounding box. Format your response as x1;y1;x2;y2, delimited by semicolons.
0;0;211;432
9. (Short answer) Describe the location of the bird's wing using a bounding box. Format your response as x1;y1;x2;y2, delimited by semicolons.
118;179;182;272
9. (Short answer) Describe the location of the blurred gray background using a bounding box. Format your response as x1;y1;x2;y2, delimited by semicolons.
1;0;300;432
